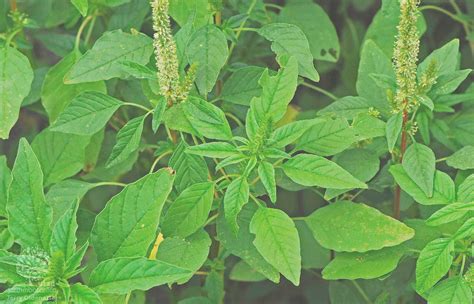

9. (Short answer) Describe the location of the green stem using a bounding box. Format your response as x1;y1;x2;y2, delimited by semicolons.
84;15;97;47
264;3;283;10
249;193;264;208
149;150;172;173
232;27;258;32
419;5;468;26
74;15;93;51
351;281;373;304
204;213;219;226
225;112;244;127
301;82;338;101
93;181;127;188
123;102;153;112
227;0;258;61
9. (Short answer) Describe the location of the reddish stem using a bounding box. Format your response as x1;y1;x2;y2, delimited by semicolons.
9;0;16;11
393;107;409;219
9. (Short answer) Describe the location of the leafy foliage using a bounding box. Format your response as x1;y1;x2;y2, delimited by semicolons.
0;0;472;303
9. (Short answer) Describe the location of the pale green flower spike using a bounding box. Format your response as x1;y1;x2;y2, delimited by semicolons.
150;0;196;105
393;0;420;112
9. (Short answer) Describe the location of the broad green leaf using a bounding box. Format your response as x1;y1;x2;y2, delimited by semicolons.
322;246;406;280
106;115;145;168
216;204;280;283
0;45;34;139
352;113;386;141
164;102;199;135
306;201;414;252
446;146;474;170
270;119;319;148
71;0;88;16
451;218;474;240
402;143;436;197
156;230;211;284
258;23;319;81
186;25;228;94
183;97;232;140
430;69;472;96
283;154;367;189
457;174;474;203
251;56;298;124
0;250;25;284
50;202;78;260
169;0;210;28
116;61;156;80
295;220;330;270
427;276;472;304
325;148;380;199
296;117;356;156
390;165;455;205
51;92;123;135
318;96;371;119
0;284;57;303
70;283;101;304
224;177;250;234
278;0;339;62
65;30;153;83
258;162;276;203
386;112;403;152
32;128;90;186
416;238;454;294
89;257;191;294
220;66;265;106
7;139;52;251
0;156;11;217
250;207;301;286
418;39;459;77
46;179;95;223
229;261;266;282
426;202;474;226
65;241;89;278
41;52;107;122
186;142;238;158
169;141;208;192
94;0;130;7
91;169;174;261
152;96;167;133
356;40;394;115
161;182;214;238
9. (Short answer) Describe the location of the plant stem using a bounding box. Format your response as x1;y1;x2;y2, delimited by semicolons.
393;107;409;219
74;15;93;51
149;150;172;173
301;82;338;101
123;102;153;112
419;5;468;26
264;3;283;10
351;280;373;304
9;0;16;11
204;213;219;226
93;181;127;188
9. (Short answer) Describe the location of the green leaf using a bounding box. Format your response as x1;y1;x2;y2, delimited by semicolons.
0;156;11;217
250;207;301;286
183;97;232;140
278;0;339;62
0;45;34;139
169;0;210;28
65;30;153;83
186;142;238;158
418;39;459;77
416;238;454;294
71;0;88;16
426;202;474;226
390;165;455;205
270;119;319;148
51;92;123;135
306;201;414;252
70;283;101;304
427;276;472;304
106;115;145;168
156;230;211;284
41;52;107;122
295;220;330;269
89;257;191;294
152;97;167;133
258;23;319;81
258;162;276;203
164;102;199;135
457;174;474;203
7;139;52;251
318;96;371;119
356;40;394;115
91;169;174;261
186;25;229;94
282;154;367;189
224;177;250;234
296;117;356;156
430;69;472;96
31;128;91;186
446;146;474;170
386;112;403;152
161;182;214;238
352;113;386;141
169;141;209;193
402;143;436;197
251;56;298;124
229;261;266;282
50;202;78;260
322;246;406;280
220;66;265;106
451;218;474;241
216;203;280;283
117;61;157;80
